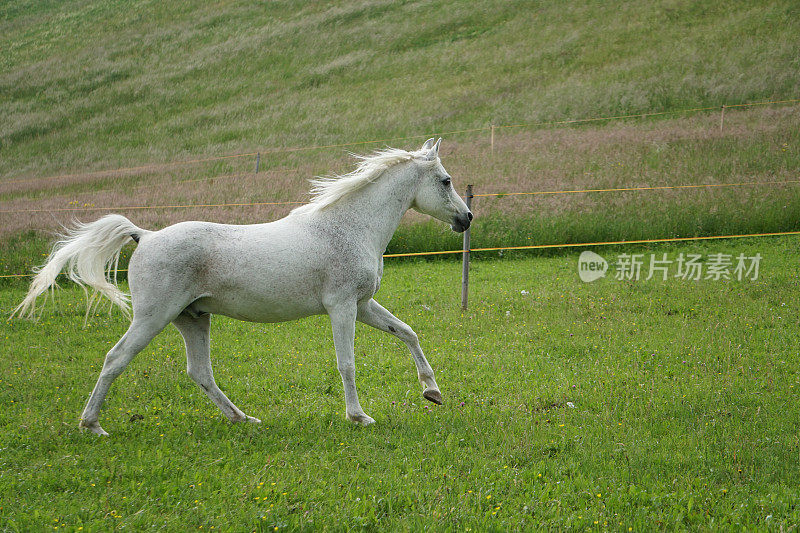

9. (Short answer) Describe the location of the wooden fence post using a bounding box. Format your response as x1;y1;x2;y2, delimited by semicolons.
461;184;474;310
255;152;260;173
719;105;726;132
490;125;495;155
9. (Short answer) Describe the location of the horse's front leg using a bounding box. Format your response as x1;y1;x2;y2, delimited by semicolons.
327;302;375;426
357;298;442;405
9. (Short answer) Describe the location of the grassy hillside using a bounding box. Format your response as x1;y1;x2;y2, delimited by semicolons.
2;0;799;178
1;1;799;278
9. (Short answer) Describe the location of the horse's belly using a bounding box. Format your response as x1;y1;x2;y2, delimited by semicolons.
194;291;324;323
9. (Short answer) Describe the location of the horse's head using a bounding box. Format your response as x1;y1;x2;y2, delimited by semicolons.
411;138;473;233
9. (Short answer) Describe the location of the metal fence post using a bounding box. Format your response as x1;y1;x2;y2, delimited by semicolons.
461;184;473;310
255;152;260;173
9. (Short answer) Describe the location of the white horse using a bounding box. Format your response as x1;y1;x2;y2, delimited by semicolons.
13;138;472;435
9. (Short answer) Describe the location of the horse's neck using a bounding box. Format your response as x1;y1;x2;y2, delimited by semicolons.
314;164;418;255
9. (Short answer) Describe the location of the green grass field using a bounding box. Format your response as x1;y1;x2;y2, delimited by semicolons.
2;236;800;530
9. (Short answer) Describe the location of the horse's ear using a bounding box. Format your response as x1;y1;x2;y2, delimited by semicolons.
421;138;435;151
425;138;442;161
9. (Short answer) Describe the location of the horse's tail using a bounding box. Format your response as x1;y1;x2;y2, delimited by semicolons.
11;214;151;321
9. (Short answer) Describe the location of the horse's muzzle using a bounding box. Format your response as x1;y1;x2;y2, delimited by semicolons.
451;211;473;233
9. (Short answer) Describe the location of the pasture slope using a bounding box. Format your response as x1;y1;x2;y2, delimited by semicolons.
2;1;798;175
2;237;800;530
1;1;800;264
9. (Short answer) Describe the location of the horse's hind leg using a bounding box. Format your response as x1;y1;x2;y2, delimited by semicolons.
172;313;260;424
80;316;170;435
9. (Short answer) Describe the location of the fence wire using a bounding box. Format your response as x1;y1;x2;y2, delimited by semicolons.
2;230;799;279
3;178;798;214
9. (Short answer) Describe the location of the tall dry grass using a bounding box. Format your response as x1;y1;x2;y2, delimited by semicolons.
1;104;798;277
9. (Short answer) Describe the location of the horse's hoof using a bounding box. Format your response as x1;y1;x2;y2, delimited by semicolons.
232;414;261;424
423;389;443;405
347;412;376;426
79;421;109;436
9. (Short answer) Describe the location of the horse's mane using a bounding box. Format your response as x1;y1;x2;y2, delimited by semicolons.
291;148;421;214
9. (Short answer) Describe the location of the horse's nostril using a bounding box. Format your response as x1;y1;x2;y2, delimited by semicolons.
467;212;473;221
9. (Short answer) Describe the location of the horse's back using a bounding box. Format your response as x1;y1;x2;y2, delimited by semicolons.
127;218;335;322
